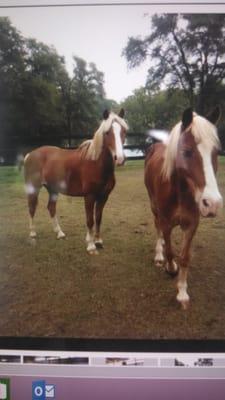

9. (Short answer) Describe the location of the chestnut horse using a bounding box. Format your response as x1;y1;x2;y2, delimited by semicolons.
145;107;223;309
24;109;128;254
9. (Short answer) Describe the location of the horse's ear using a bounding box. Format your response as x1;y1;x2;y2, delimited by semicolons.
182;108;193;131
119;108;125;119
206;106;221;125
103;109;109;120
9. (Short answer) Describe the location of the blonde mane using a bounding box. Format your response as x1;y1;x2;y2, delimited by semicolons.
80;113;128;161
162;113;221;180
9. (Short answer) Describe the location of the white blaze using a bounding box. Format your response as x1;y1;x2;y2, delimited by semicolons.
197;143;223;214
112;121;124;165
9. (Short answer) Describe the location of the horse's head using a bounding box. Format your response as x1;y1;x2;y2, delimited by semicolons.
176;107;223;217
102;109;128;166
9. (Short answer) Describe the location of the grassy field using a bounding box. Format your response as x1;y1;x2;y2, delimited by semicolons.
0;159;225;339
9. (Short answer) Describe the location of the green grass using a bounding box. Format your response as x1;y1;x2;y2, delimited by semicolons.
0;160;225;339
0;166;22;184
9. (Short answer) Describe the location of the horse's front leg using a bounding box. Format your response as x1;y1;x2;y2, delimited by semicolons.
177;222;198;310
95;194;109;249
84;195;98;255
153;215;165;267
162;225;178;276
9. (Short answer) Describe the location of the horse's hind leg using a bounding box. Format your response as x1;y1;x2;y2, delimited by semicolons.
85;195;98;255
27;192;39;238
47;193;65;239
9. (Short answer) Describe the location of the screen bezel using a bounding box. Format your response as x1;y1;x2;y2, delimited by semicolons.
0;0;225;355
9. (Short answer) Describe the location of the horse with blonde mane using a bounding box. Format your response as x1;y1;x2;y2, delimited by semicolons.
24;109;128;254
145;107;223;309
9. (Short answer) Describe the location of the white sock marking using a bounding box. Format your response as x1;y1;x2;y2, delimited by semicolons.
29;217;36;238
86;230;97;253
52;216;65;239
155;238;164;264
25;183;36;195
177;281;189;304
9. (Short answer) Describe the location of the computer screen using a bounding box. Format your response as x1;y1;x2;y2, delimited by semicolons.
0;1;225;399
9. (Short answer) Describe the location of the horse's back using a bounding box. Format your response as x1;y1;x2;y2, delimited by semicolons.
25;146;63;163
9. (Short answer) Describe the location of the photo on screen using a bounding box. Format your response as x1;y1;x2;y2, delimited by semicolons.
0;1;225;348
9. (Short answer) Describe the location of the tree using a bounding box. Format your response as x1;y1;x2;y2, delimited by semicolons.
123;14;225;114
0;17;109;159
0;17;26;148
19;38;69;141
0;17;25;85
68;56;106;139
25;38;66;84
122;87;188;132
0;18;68;148
121;88;153;133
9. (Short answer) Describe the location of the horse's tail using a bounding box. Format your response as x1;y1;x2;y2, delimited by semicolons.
17;153;30;172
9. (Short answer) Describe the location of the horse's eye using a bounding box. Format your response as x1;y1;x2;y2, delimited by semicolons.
183;149;193;158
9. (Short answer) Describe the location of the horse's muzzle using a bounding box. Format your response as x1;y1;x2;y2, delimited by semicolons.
114;155;126;166
199;196;223;217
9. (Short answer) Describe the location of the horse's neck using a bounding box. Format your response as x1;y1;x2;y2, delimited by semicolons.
99;145;115;174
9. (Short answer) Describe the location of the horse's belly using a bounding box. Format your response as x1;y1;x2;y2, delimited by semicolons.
42;161;82;195
64;180;100;197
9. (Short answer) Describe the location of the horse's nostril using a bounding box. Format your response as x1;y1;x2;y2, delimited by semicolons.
203;199;209;207
114;155;117;161
208;212;215;218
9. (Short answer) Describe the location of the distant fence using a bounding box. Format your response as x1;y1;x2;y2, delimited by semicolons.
0;133;149;165
0;146;146;165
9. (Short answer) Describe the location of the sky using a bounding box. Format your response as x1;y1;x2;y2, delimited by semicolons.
0;4;153;102
0;2;223;102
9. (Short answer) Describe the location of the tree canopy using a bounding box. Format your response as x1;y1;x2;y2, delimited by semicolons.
122;87;189;132
0;16;112;155
123;14;225;114
1;14;225;161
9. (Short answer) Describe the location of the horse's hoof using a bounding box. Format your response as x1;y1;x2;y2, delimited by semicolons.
155;260;164;268
95;241;103;249
154;254;165;268
165;268;179;278
57;231;66;239
165;261;178;277
29;237;36;246
177;292;190;310
88;249;99;255
180;300;190;310
30;231;37;238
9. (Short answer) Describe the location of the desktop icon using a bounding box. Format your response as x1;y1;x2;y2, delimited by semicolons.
32;381;55;400
0;379;10;400
45;385;55;398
